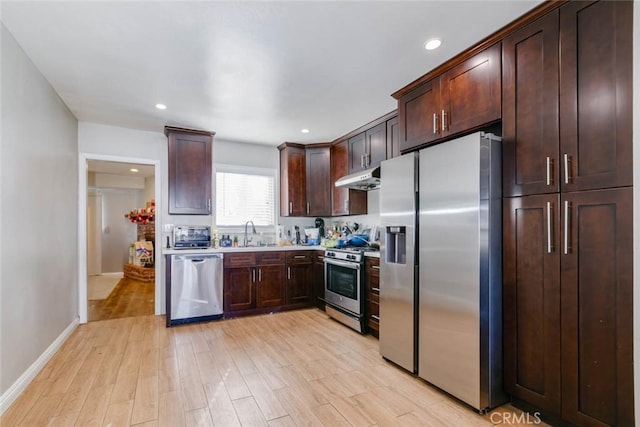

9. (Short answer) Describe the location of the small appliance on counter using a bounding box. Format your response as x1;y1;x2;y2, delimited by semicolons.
314;218;325;237
173;225;211;249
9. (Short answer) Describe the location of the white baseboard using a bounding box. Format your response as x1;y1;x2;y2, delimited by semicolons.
0;317;80;415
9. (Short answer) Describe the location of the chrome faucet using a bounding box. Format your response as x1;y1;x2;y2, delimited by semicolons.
244;220;257;247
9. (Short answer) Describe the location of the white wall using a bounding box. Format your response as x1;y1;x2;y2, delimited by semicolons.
98;188;141;272
0;25;78;396
78;124;284;310
143;176;155;204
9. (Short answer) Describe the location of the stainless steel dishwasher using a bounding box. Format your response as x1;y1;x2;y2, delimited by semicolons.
166;253;223;326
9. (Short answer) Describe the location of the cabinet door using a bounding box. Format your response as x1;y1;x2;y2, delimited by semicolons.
313;254;325;310
286;263;312;306
398;77;441;152
348;132;367;174
386;116;400;160
280;145;306;216
503;195;561;415
559;1;632;192
365;257;380;337
503;11;559;197
257;265;285;308
223;267;255;312
331;141;367;216
365;122;387;169
560;187;633;426
167;132;212;215
305;145;331;216
440;43;501;137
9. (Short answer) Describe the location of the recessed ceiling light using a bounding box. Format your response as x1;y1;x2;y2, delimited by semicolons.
424;39;442;51
130;168;139;173
155;104;167;110
301;129;310;134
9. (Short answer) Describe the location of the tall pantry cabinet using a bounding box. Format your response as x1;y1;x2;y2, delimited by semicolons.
502;1;633;426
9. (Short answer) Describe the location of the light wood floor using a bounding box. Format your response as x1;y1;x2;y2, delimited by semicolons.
1;309;546;426
88;277;155;322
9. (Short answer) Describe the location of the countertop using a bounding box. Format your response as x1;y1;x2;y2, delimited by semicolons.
162;245;324;255
163;245;380;257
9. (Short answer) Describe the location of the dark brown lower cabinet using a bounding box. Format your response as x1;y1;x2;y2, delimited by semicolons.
365;257;380;338
313;253;326;310
286;251;313;307
224;267;255;312
256;265;285;308
560;187;633;426
503;194;561;414
504;187;633;426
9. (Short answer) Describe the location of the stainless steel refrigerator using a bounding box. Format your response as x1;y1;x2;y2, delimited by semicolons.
379;131;506;412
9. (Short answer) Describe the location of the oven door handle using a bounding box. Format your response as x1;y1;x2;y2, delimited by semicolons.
324;258;361;270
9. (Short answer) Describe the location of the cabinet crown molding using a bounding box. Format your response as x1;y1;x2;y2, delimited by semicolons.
164;125;215;137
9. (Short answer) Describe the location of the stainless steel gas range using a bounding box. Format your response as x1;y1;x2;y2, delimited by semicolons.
324;247;375;333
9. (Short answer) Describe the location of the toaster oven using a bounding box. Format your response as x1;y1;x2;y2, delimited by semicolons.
173;226;211;249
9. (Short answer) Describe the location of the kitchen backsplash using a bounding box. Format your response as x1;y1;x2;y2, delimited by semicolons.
278;189;381;241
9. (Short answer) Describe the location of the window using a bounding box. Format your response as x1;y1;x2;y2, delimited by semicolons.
215;166;276;226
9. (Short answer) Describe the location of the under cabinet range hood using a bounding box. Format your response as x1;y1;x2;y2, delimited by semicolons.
334;166;381;190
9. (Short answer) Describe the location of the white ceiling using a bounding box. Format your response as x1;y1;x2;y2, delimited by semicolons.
1;1;543;146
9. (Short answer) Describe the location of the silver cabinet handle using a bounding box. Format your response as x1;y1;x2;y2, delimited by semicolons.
546;157;553;186
433;113;438;134
564;200;570;255
307;203;310;215
344;199;349;213
287;266;291;280
293;255;306;259
372;315;380;321
252;268;256;282
441;110;447;132
360;154;365;168
207;198;211;213
289;202;292;214
371;265;380;270
546;201;553;254
371;287;380;292
259;268;262;282
563;154;571;184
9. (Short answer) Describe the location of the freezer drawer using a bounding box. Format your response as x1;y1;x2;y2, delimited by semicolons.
166;253;223;326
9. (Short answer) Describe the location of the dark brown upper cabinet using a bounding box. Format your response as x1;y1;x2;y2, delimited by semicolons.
278;143;306;217
331;139;367;216
502;10;560;197
348;122;387;174
559;0;632;193
396;43;501;153
165;126;214;215
503;1;632;197
305;144;331;216
386;115;400;160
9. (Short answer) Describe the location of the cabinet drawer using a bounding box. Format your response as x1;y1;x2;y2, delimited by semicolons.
286;251;313;264
257;251;285;265
224;252;257;267
369;295;380;320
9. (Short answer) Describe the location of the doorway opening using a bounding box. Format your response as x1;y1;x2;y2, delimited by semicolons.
78;154;162;324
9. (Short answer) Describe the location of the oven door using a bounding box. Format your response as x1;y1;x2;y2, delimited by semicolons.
324;258;362;314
